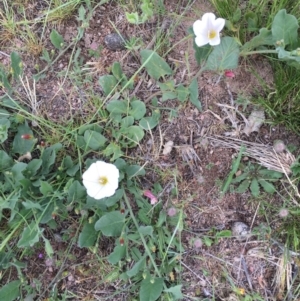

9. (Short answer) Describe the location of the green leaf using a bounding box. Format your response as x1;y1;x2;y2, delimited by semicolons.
114;158;127;170
85;196;107;211
0;118;10;143
11;162;26;182
162;91;177;101
0;150;13;171
250;178;260;197
40;181;53;196
176;84;190;102
258;179;276;194
108;244;126;264
22;200;42;210
129;100;146;120
271;9;299;46
84;130;107;150
231;172;249;183
0;280;21;301
125;165;145;178
112;62;124;80
0;192;20;222
106;100;127;115
10;52;22;80
121;125;144;147
41;143;62;174
103;143;124;161
68;180;86;202
127;256;146;277
276;47;300;64
236;179;250;193
78;123;103;135
205;37;240;71
241;28;273;52
102;188;124;207
120;116;134;128
43;237;54;257
245;12;259;31
50;29;64;50
126;12;140;24
189;78;202;111
40;202;55;224
140;50;173;80
17;222;42;248
95;211;125;236
12;123;36;154
23;159;42;177
78;5;86;21
99;75;117;96
0;67;11;91
194;42;212;65
138;226;153;237
258;169;283;179
158;80;175;92
140;276;164;301
164;285;183;300
232;8;241;23
78;222;98;248
139;113;160;130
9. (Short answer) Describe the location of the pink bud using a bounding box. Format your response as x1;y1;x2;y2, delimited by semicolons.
194;238;203;249
143;190;158;205
279;208;289;218
167;207;177;217
224;70;235;78
21;134;33;139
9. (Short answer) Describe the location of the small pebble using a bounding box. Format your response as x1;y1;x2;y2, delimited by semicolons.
104;33;126;51
231;221;250;241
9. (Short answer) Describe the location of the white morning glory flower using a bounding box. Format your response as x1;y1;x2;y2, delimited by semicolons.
193;13;225;47
82;161;119;200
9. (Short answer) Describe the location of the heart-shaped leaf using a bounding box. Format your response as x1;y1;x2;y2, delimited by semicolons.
205;37;240;71
95;211;125;236
140;50;173;80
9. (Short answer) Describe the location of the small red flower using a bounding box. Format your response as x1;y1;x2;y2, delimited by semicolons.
143;190;158;205
119;238;124;246
224;70;235;78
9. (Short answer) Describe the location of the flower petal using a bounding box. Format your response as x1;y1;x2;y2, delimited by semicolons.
193;20;206;36
202;12;216;29
93;183;116;199
85;182;103;198
195;35;209;47
82;162;100;182
213;18;225;32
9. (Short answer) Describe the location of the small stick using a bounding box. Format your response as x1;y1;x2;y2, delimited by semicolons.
241;256;253;291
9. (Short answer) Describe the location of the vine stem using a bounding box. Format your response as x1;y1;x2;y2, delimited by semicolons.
240;49;278;56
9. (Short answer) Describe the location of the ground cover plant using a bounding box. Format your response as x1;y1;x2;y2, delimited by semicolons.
1;0;300;300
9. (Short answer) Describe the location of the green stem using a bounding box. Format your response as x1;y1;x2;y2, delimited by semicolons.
240;49;278;56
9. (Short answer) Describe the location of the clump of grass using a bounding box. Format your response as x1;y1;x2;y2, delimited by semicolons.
254;62;300;134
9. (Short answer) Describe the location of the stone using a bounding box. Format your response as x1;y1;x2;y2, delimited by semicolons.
231;221;250;241
104;33;126;51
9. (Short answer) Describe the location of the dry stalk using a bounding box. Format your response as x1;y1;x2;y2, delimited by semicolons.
205;135;296;175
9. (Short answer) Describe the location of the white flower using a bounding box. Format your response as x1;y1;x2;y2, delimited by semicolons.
193;13;225;47
82;161;119;200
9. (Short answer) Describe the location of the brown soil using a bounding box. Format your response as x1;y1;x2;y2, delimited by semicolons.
1;1;300;300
